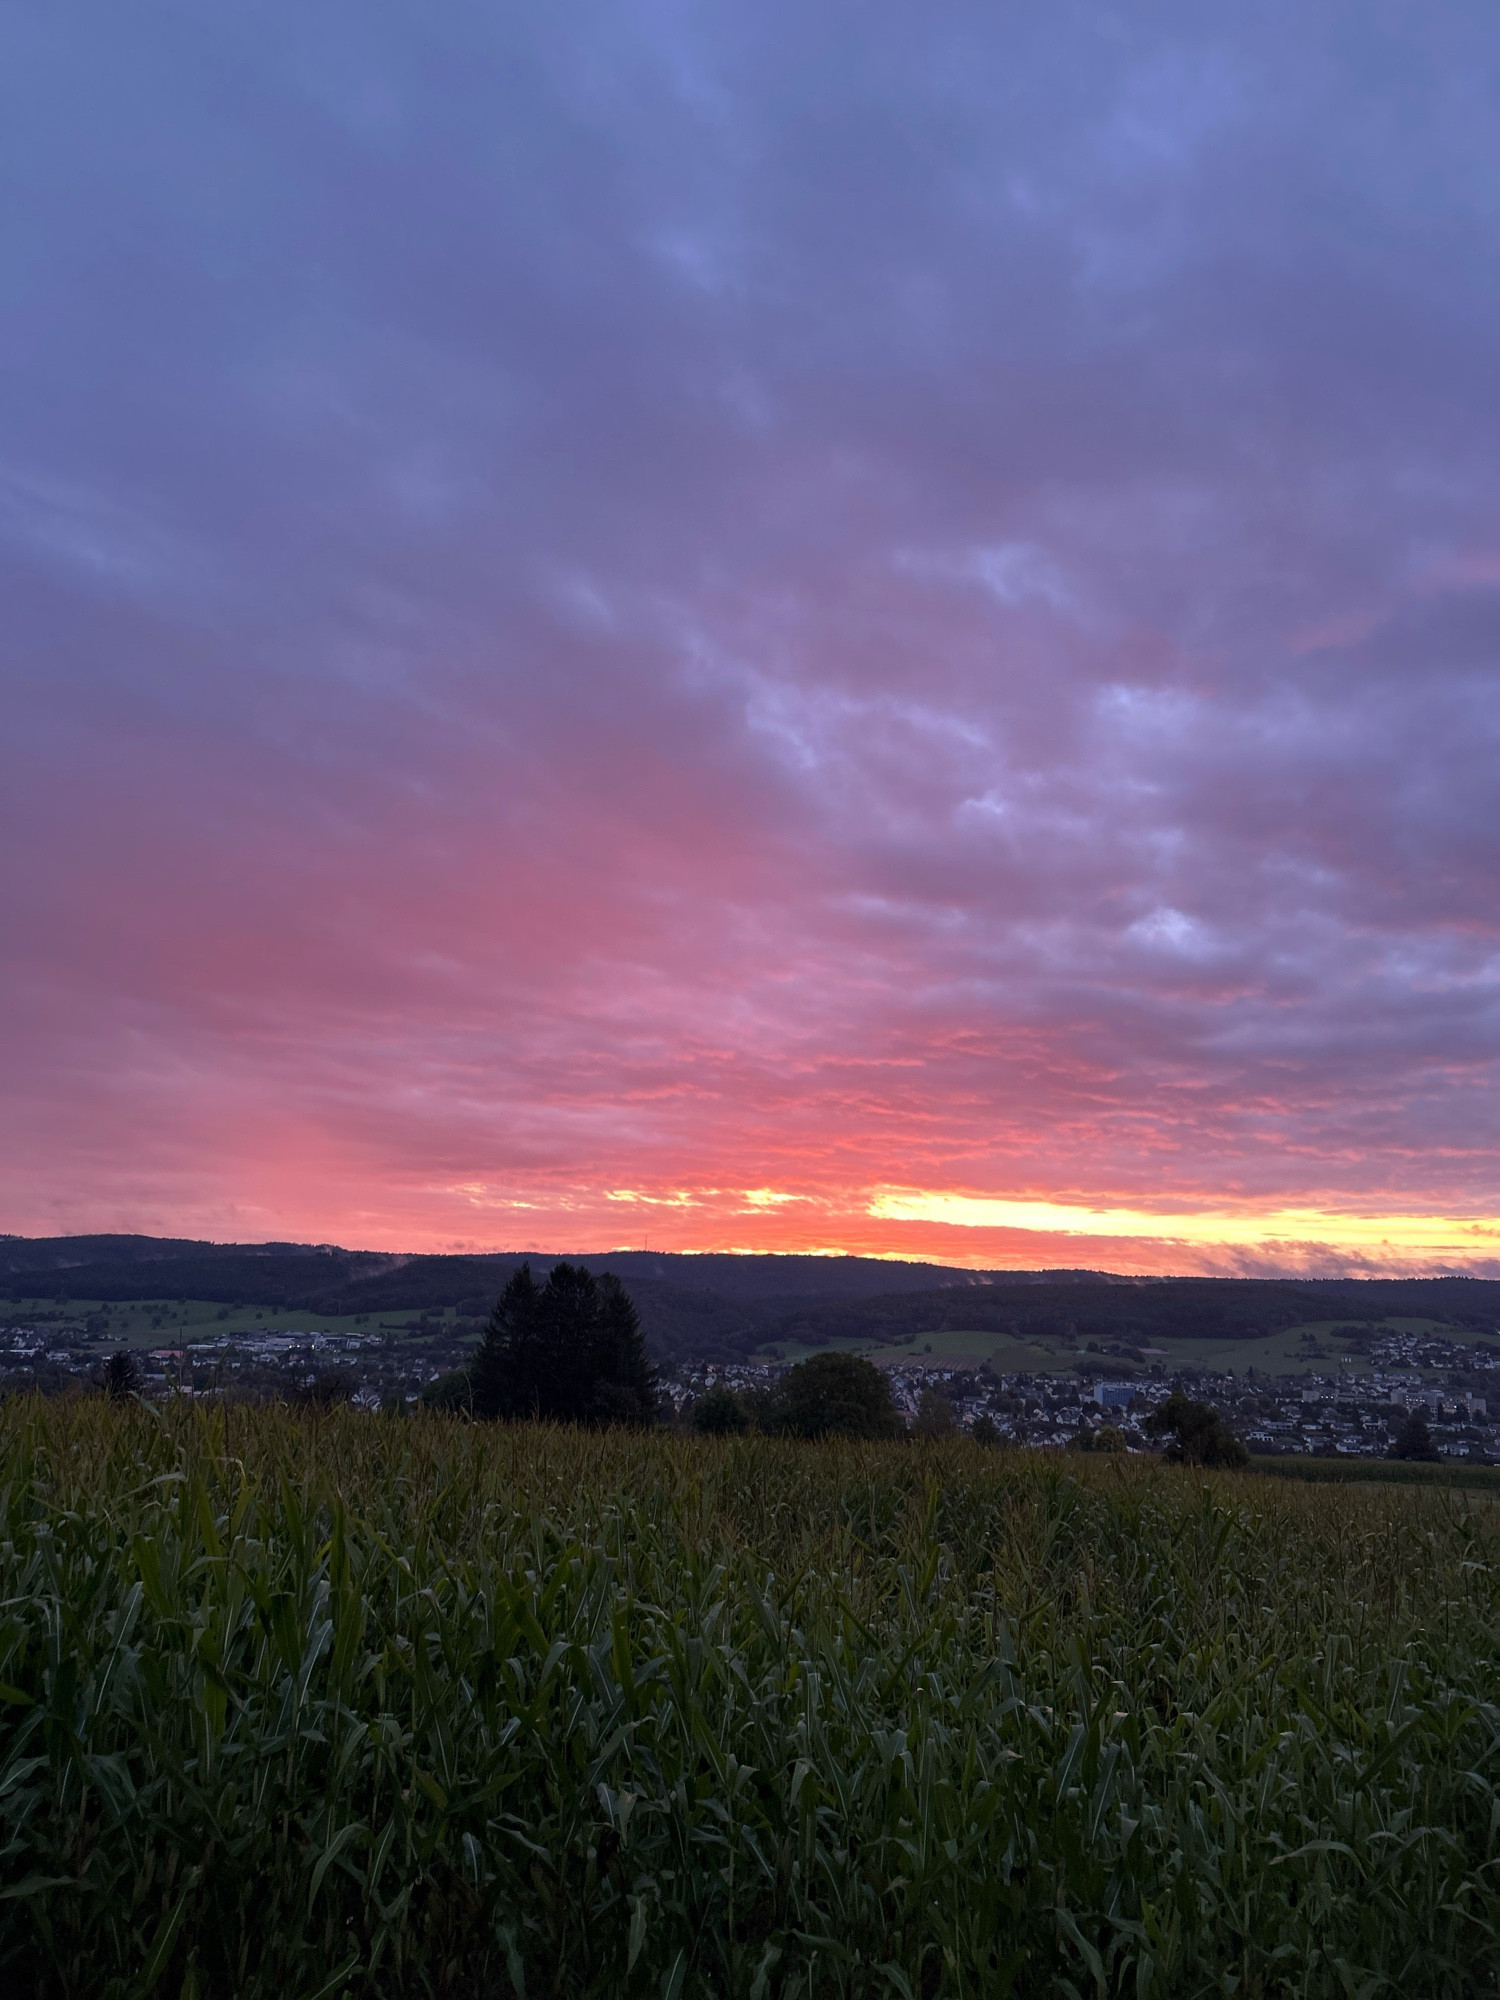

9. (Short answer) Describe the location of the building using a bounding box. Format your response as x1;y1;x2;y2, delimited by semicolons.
1093;1382;1134;1409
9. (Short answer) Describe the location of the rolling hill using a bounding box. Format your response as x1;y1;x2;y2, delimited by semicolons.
4;1234;1499;1365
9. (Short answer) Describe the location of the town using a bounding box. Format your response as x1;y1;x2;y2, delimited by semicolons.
2;1311;1496;1460
665;1320;1498;1459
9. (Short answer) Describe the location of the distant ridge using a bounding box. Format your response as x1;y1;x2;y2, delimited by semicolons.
0;1232;1110;1298
4;1234;1499;1365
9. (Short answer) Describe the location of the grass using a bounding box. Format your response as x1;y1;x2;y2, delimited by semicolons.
0;1300;463;1347
757;1315;1500;1378
1;1403;1498;1998
1250;1453;1500;1490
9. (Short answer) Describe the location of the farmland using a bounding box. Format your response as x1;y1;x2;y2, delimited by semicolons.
2;1403;1498;1996
754;1315;1500;1376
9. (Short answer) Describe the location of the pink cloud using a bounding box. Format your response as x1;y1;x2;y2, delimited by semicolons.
3;4;1500;1270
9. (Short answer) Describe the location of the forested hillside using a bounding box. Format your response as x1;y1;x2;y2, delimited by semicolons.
4;1234;1499;1364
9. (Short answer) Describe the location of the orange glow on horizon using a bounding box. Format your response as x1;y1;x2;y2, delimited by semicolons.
358;1181;1500;1277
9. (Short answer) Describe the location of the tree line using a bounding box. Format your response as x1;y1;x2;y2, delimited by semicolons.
454;1269;1254;1458
90;1259;1264;1459
434;1263;914;1438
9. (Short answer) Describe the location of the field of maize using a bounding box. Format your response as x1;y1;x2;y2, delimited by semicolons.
1;1401;1498;1999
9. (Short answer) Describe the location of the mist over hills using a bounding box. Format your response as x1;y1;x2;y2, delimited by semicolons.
5;1234;1500;1365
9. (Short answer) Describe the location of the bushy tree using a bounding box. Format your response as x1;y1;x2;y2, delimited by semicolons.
771;1352;904;1440
1073;1422;1127;1454
692;1385;749;1434
421;1368;474;1412
1389;1409;1440;1462
969;1415;1001;1446
470;1262;656;1426
1144;1393;1247;1468
912;1386;956;1439
296;1367;357;1408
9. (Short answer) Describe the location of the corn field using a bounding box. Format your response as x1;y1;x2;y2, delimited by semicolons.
1;1401;1497;1998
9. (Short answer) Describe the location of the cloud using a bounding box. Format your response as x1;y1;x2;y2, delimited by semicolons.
868;1189;1500;1267
2;2;1499;1269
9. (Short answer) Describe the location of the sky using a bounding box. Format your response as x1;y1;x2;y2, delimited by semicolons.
4;1;1500;1274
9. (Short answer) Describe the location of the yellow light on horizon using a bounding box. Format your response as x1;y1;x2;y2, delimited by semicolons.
867;1189;1500;1255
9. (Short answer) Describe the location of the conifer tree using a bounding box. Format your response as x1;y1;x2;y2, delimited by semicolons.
470;1263;543;1419
470;1261;656;1425
584;1273;657;1426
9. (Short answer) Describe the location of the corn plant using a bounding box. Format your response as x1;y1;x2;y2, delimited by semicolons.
0;1400;1496;1997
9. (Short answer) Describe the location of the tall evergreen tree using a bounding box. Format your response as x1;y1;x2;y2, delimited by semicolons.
470;1261;656;1425
584;1273;657;1426
535;1261;601;1419
470;1263;543;1419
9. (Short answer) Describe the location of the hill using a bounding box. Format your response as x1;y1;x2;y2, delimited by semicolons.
3;1234;1499;1364
0;1235;1101;1362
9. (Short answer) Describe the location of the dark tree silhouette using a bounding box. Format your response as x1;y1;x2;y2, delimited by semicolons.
584;1273;657;1426
692;1385;749;1434
102;1349;141;1401
470;1263;544;1419
1144;1393;1247;1468
421;1368;474;1412
772;1351;904;1440
295;1367;357;1408
470;1262;656;1426
1389;1409;1440;1462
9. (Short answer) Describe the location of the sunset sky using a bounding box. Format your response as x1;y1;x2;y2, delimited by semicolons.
4;3;1500;1274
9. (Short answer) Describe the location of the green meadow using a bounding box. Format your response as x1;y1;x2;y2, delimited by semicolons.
0;1299;468;1346
757;1315;1490;1378
2;1400;1498;1997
